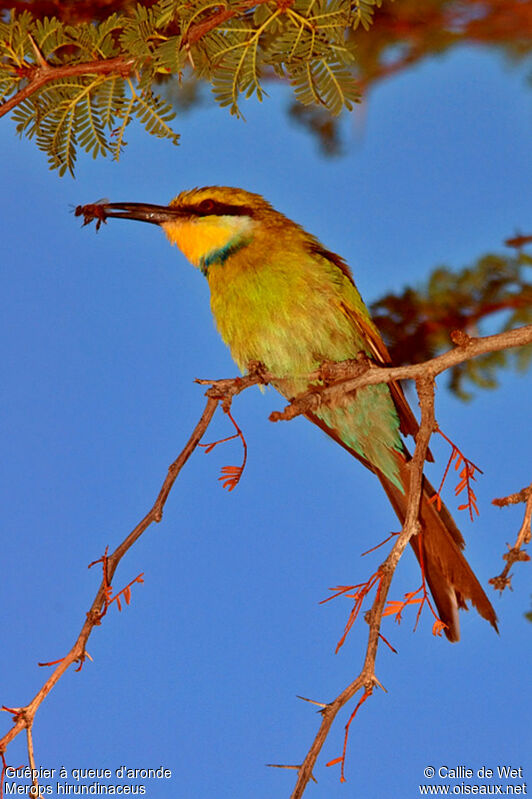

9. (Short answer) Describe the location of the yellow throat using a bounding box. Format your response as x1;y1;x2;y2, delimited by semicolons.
161;213;254;269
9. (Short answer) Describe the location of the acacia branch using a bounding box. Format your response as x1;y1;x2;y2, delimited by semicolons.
490;482;532;591
0;391;223;754
1;326;529;794
258;325;531;796
288;376;436;798
0;365;269;759
268;325;532;424
0;1;271;120
184;0;271;45
0;56;135;119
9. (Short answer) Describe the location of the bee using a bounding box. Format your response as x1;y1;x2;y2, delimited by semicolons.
74;199;109;231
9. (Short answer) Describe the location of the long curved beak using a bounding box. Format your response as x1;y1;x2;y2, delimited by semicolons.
75;202;186;228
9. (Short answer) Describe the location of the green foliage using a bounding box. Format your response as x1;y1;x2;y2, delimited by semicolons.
0;0;373;174
351;0;381;31
2;0;532;165
371;252;532;400
0;9;179;173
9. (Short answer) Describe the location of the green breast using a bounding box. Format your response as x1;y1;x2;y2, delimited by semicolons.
206;243;404;488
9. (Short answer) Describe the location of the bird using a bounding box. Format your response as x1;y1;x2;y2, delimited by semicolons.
76;186;498;642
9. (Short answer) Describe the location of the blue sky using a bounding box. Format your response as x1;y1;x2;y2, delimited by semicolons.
1;45;531;798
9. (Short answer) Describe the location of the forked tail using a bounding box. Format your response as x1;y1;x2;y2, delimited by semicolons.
378;457;498;642
305;410;498;641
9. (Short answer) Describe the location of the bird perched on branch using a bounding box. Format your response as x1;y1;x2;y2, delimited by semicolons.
76;186;497;642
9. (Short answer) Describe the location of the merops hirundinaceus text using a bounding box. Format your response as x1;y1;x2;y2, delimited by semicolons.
77;186;498;642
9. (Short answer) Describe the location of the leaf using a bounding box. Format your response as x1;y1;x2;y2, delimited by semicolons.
97;75;126;129
218;465;244;491
34;16;73;61
372;251;532;398
110;92;135;161
206;22;264;115
0;0;377;173
351;0;378;31
432;619;447;637
132;90;179;143
289;56;359;114
155;36;187;74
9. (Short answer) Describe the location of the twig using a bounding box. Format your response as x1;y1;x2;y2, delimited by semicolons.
185;0;272;45
0;1;272;121
26;726;38;796
0;389;224;754
269;325;532;425
289;376;436;797
1;325;529;793
0;56;135;119
490;482;532;592
429;427;482;521
505;234;532;249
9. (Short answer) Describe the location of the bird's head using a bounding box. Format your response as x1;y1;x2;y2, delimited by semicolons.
85;186;279;272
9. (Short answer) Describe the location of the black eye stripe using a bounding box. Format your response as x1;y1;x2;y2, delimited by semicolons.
187;201;255;218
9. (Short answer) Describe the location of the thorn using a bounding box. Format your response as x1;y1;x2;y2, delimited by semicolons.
372;675;387;692
266;764;318;783
266;764;299;770
27;33;49;69
360;531;398;556
296;695;327;708
184;42;195;69
37;657;66;667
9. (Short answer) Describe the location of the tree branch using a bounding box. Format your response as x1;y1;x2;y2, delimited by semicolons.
269;325;532;424
0;363;272;760
184;0;271;45
490;482;532;591
0;56;135;119
1;325;529;795
288;376;436;797
0;1;272;120
0;391;222;753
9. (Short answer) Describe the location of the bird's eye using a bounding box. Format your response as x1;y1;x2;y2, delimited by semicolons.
198;199;215;214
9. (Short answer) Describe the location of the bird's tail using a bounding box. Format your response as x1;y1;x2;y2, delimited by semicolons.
378;456;498;642
304;410;497;641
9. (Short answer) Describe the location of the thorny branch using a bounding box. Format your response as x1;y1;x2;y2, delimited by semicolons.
285;376;436;797
0;374;262;760
268;325;532;424
1;326;530;798
0;55;135;119
184;0;271;46
0;1;272;120
490;482;532;592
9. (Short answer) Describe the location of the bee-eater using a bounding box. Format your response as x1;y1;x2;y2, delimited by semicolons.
78;186;497;642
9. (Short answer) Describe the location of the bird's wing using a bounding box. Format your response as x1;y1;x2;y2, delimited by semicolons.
339;300;422;443
307;241;426;447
